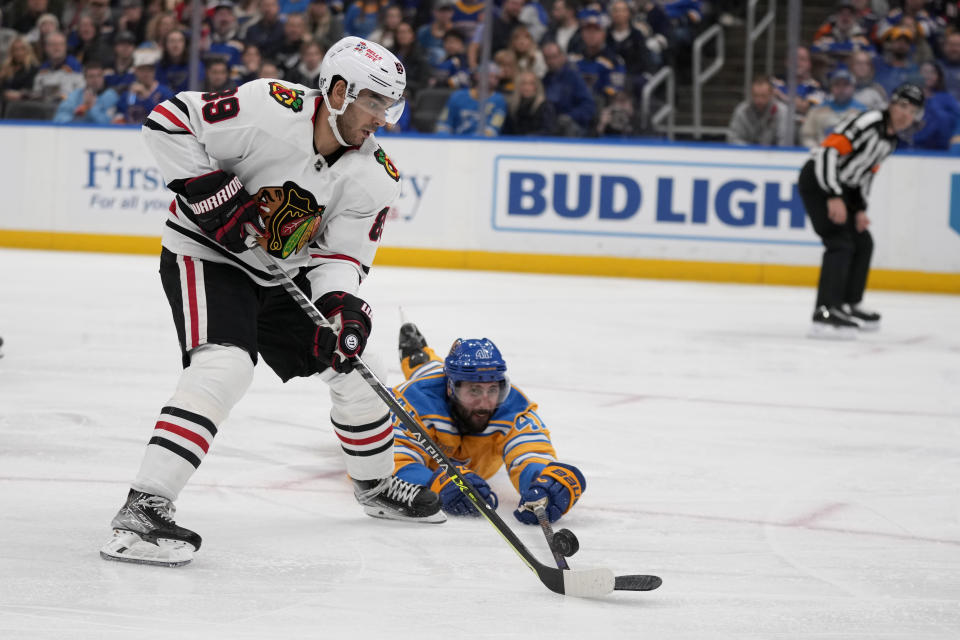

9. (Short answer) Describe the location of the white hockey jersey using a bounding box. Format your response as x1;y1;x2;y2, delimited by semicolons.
142;78;402;297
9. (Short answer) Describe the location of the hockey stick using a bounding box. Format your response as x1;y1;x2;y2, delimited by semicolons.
528;505;661;591
531;503;571;570
245;240;660;596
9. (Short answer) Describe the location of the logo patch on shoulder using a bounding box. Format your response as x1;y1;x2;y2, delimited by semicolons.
374;146;400;182
268;81;304;112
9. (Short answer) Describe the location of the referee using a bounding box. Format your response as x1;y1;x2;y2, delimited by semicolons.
798;83;924;339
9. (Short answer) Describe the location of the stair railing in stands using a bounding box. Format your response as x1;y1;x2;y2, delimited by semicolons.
641;66;675;140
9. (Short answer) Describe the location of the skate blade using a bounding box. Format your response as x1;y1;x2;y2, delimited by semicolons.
856;321;880;332
99;530;195;567
363;504;447;524
807;323;857;340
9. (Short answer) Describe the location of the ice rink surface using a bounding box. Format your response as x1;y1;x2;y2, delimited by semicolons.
1;248;958;639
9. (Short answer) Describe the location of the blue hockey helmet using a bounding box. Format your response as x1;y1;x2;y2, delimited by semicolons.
444;338;510;410
444;338;508;384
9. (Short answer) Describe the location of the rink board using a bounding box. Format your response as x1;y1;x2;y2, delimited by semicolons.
1;123;958;292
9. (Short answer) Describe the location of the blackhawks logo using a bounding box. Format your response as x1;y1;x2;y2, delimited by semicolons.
268;81;304;112
374;146;399;182
254;181;324;258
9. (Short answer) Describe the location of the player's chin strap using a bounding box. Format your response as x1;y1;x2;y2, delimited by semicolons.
323;92;352;148
241;235;662;598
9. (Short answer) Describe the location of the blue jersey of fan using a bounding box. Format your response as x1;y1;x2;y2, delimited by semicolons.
391;364;558;493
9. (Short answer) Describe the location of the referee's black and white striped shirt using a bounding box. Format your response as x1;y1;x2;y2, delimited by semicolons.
811;109;898;198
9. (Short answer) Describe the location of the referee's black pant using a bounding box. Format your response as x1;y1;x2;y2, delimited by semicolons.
798;160;874;310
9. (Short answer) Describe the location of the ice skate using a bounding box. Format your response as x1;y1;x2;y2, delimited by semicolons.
808;305;858;340
399;322;438;378
354;476;446;523
842;303;881;331
100;489;202;567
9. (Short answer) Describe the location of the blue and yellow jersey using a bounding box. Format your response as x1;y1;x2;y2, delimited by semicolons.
391;364;557;493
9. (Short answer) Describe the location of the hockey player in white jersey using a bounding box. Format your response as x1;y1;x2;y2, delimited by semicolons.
101;37;444;568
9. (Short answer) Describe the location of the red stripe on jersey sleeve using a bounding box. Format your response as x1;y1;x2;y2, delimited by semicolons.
154;104;194;134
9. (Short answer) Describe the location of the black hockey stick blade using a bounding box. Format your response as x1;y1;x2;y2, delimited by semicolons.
615;574;663;591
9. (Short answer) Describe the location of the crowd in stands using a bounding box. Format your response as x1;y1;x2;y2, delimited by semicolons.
727;0;960;151
0;0;722;133
1;0;959;149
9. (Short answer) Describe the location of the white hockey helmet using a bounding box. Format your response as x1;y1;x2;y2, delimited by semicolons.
318;36;406;144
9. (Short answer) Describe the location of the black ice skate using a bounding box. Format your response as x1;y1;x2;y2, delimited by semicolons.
353;476;446;524
399;322;430;369
842;303;881;331
809;305;859;340
100;489;202;567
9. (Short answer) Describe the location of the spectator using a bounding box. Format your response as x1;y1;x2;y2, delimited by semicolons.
67;13;113;65
156;29;200;93
114;47;172;124
938;30;960;104
84;0;116;40
509;24;546;79
242;0;286;59
116;0;148;46
875;0;944;52
503;68;556;135
144;12;179;50
800;68;867;148
201;57;235;92
305;0;344;49
235;42;261;83
0;8;17;63
0;36;40;107
53;59;118;122
596;89;637;136
907;59;960;149
448;0;484;41
661;0;702;48
607;0;654;97
541;40;595;136
391;21;430;98
727;74;790;146
257;58;282;78
568;9;626;107
849;49;887;110
518;0;548;43
208;2;245;70
25;13;61;60
369;3;403;50
542;0;581;54
417;0;455;66
812;1;875;61
467;0;524;68
9;0;51;34
772;46;823;129
431;28;470;89
284;38;323;86
436;61;507;136
847;0;879;39
32;30;84;102
274;12;308;73
343;0;381;39
494;48;517;93
104;30;137;92
873;26;924;96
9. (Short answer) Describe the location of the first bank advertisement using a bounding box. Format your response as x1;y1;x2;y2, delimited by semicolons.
1;124;958;274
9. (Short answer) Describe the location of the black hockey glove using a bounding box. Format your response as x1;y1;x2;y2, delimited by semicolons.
173;170;266;253
313;291;372;373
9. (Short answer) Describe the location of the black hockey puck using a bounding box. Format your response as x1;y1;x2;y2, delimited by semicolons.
552;528;579;557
